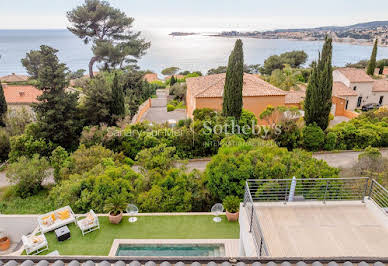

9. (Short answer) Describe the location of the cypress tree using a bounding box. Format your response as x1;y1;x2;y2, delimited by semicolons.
0;82;7;126
367;39;378;76
111;72;125;119
170;75;176;86
304;36;333;131
223;39;244;119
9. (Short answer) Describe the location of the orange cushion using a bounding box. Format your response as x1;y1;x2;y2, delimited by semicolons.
57;209;70;220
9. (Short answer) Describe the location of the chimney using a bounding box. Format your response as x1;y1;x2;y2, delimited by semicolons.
12;73;15;75
19;91;25;96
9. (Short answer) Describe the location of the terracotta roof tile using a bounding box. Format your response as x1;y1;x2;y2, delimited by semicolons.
373;79;388;92
336;68;374;83
3;84;42;104
0;73;29;83
332;82;358;97
285;90;305;104
187;73;286;98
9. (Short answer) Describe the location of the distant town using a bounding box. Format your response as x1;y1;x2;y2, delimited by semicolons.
173;21;388;46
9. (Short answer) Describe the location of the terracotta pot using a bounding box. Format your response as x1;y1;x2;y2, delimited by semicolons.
226;211;239;222
108;211;123;224
0;237;10;251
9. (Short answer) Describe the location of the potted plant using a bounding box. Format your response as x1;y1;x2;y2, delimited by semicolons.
104;194;127;224
223;196;240;222
0;230;10;251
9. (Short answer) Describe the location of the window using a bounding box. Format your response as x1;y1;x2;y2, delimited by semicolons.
353;86;357;91
357;96;362;108
379;96;384;105
345;100;349;110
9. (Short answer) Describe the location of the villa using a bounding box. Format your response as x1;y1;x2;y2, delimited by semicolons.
0;73;29;83
2;84;42;112
185;73;287;123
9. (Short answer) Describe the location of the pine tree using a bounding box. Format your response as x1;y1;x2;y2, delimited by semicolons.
223;39;244;119
111;72;125;120
304;36;333;131
367;39;378;76
33;45;82;150
0;83;7;126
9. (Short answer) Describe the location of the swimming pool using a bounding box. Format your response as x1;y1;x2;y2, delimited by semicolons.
115;244;225;257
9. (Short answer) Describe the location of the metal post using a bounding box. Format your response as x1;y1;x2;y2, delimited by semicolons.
249;205;254;233
323;181;329;203
259;238;263;257
362;178;369;203
283;181;288;204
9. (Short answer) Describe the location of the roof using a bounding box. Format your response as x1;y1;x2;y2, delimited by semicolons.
0;73;29;83
336;68;374;83
143;73;159;82
3;84;42;104
372;79;388;92
332;82;358;97
1;257;387;266
285;89;305;104
186;73;286;98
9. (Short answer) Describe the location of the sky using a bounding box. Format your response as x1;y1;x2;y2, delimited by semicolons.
1;0;388;31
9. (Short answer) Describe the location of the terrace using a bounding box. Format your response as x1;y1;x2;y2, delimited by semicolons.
1;214;239;257
241;177;388;257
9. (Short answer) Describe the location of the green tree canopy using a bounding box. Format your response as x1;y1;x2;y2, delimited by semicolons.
0;83;7;126
21;50;42;79
304;36;333;130
111;72;126;119
367;39;378;76
260;50;308;75
222;39;244;119
161;67;180;76
32;45;82;150
67;0;150;78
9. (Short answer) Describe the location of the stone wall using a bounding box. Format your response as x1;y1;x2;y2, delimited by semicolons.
131;98;152;124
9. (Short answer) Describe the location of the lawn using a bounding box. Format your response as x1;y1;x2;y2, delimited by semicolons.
37;215;239;256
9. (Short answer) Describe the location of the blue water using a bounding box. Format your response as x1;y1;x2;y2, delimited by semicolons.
2;29;388;76
115;244;224;257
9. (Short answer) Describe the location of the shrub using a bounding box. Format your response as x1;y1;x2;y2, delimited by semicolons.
167;104;175;112
324;132;337;151
104;194;127;215
136;144;177;173
50;146;69;183
169;83;186;101
0;128;10;162
302;124;324;151
193;108;218;120
6;155;50;198
223;195;240;213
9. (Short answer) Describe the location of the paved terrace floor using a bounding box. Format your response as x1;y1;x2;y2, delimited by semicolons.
255;201;388;257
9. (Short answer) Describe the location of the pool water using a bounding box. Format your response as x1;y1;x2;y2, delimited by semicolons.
116;244;225;257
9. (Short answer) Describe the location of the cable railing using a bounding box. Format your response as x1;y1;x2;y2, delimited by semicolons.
242;177;385;258
369;179;388;209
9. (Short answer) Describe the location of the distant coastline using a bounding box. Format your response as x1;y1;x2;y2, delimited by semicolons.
169;32;198;36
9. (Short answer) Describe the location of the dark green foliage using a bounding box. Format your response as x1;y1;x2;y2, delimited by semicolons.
205;140;340;201
161;67;180;76
223;39;244;119
111;73;125;118
304;36;333;130
376;58;388;74
329;108;388;149
0;128;10;162
67;0;150;77
50;146;69;183
324;132;337;151
32;45;82;150
346;59;369;69
302;123;325;151
367;39;378;76
207;66;227;75
274;120;301;151
222;195;240;213
170;75;176;86
0;83;7;126
260;50;308;75
21;50;42;79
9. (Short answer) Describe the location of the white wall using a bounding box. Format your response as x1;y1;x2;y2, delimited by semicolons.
333;70;351;87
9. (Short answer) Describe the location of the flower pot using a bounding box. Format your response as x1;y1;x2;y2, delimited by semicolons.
108;211;123;224
0;237;10;251
226;211;239;222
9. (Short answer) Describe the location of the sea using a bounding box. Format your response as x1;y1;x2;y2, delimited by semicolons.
1;28;388;76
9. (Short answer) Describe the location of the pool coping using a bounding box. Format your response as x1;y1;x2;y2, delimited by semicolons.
109;239;240;257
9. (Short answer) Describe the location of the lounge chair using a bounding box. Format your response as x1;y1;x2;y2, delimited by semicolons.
76;210;100;236
22;231;48;255
38;206;76;233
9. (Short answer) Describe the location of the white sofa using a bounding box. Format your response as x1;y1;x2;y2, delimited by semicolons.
76;210;100;236
22;231;48;255
38;206;76;233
